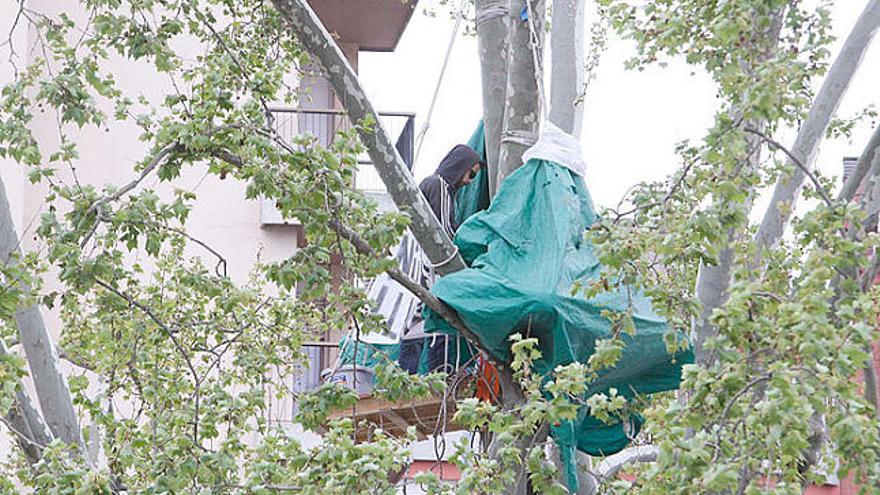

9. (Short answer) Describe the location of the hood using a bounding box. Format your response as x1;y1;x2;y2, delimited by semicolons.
435;144;482;189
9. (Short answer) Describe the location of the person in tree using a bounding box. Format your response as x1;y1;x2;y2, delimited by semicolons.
397;144;483;374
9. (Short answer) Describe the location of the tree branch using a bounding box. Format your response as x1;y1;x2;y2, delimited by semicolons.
270;0;466;275
549;0;586;137
578;445;660;494
496;0;545;187
0;173;85;454
840;124;880;202
326;218;499;367
743;128;833;207
0;339;53;465
475;0;511;196
755;0;880;251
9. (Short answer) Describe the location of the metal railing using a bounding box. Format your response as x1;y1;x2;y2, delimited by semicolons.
268;108;416;402
269;107;416;193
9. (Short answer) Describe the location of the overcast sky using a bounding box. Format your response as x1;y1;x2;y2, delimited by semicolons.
359;2;880;213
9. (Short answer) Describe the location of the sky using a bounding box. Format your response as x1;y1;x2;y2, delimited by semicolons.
359;2;880;213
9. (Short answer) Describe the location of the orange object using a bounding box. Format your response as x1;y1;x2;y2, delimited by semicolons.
475;355;500;403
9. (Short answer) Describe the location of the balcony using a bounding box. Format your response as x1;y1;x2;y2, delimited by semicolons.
263;107;416;224
308;0;418;52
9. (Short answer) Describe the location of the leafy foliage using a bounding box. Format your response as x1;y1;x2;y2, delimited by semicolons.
0;0;879;493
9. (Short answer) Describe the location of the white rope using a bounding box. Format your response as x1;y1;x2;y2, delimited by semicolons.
414;0;469;165
428;244;460;269
500;129;539;147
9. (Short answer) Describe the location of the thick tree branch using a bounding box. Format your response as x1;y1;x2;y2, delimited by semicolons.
270;0;466;275
0;339;53;465
577;445;659;494
497;0;545;187
549;0;586;137
840;124;880;202
0;174;85;454
326;218;502;367
475;0;510;196
755;0;880;251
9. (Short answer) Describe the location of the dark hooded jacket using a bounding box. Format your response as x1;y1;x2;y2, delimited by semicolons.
400;145;481;341
418;144;482;236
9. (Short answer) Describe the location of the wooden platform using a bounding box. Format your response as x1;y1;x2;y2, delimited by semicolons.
327;394;465;441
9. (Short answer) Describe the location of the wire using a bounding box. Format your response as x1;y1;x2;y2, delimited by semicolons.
413;0;469;166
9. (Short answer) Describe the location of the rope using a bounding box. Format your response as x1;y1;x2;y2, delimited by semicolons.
500;129;538;147
414;0;469;165
428;244;460;269
475;1;509;28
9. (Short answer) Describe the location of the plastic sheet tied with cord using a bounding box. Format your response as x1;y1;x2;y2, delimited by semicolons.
423;123;693;491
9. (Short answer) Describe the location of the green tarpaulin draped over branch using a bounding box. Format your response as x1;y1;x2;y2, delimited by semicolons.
345;121;691;492
425;123;692;490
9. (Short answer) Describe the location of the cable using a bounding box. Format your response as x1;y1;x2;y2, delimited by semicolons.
413;0;469;166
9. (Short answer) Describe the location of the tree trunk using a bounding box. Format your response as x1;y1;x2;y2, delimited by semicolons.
755;0;880;252
549;0;585;137
271;0;466;275
496;0;545;187
0;175;84;453
475;0;511;197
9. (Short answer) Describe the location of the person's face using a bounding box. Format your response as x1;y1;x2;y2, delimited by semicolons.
458;163;481;187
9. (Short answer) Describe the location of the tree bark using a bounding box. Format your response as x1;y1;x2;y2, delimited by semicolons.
755;0;880;252
475;0;511;197
0;174;84;453
496;0;545;187
549;0;585;137
271;0;466;275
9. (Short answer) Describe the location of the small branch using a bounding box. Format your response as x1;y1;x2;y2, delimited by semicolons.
163;226;228;278
719;373;772;425
91;143;181;213
325;218;498;365
612;157;697;223
743;128;833;208
56;345;94;371
0;415;47;452
80;143;182;248
93;279;196;376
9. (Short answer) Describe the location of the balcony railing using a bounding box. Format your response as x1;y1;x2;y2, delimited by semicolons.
269;107;416;193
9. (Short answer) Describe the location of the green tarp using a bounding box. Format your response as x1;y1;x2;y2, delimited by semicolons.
454;121;490;226
345;121;691;492
424;124;692;490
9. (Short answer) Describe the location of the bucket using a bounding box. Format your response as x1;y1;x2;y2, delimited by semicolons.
321;365;374;396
